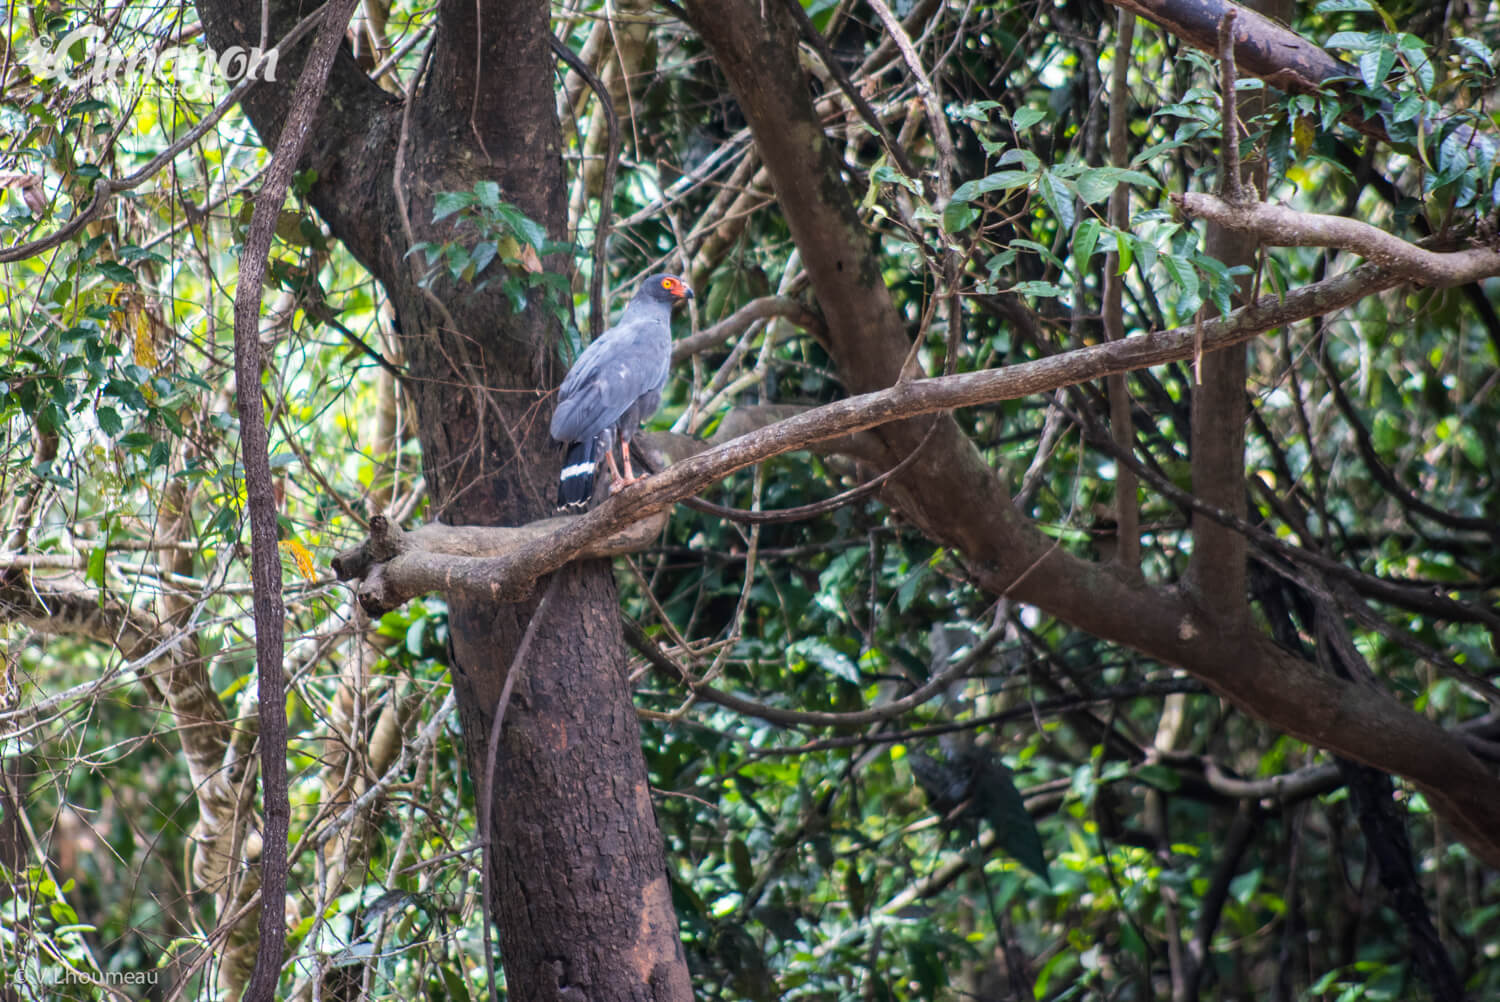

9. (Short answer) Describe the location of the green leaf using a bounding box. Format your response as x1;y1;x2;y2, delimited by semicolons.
432;190;472;222
974;763;1050;883
1359;47;1396;89
729;838;754;891
1454;36;1495;71
1130;138;1190;166
1069;167;1158;205
1403;40;1435;91
1134;764;1182;792
1011;280;1065;298
86;546;107;588
792;637;860;683
998;146;1041;171
1011;106;1046;131
95;405;122;436
1162;253;1199;311
493;202;549;249
894;562;932;613
36;400;67;435
117;244;167;264
473;180;500;208
1036;170;1074;230
1326;30;1379;53
405;617;428;656
1391;93;1425;124
1073;217;1101;266
469;240;498;276
1113;229;1134;273
96;261;134;283
948;99;1001;123
950;170;1034;204
845;865;867;917
872;164;923;195
942;201;979;233
441;964;473;1002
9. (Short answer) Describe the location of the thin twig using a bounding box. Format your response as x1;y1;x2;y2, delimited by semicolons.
781;0;921;183
549;33;620;338
674;415;939;525
233;1;364;999
866;0;959;199
1217;11;1244;203
1105;9;1140;572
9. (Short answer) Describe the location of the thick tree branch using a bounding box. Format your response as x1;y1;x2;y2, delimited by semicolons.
1186;0;1282;624
1216;11;1245;203
1176;191;1500;286
1104;0;1495;167
196;0;401;273
331;511;668;610
333;258;1406;609
1108;0;1342;91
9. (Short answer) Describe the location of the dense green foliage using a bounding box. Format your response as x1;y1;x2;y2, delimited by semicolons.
1;0;1497;999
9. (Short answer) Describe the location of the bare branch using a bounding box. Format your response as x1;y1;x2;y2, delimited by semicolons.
866;0;958;198
1104;10;1140;573
1175;192;1500;286
232;1;364;998
549;32;619;338
626;613;1004;728
1216;10;1244;203
670;295;823;363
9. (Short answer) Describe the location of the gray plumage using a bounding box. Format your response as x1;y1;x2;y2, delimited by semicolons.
551;274;692;507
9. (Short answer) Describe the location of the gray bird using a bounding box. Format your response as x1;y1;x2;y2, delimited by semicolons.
551;274;693;507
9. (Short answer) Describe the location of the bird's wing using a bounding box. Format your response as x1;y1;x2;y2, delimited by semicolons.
557;326;623;399
552;300;675;443
551;331;654;441
556;285;666;399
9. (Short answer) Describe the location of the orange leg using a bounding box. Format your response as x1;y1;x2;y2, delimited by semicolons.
602;447;623;491
609;442;643;493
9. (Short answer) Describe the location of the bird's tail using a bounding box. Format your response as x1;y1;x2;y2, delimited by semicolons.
557;440;596;509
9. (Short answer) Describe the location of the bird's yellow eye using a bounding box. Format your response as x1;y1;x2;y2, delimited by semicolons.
661;277;674;291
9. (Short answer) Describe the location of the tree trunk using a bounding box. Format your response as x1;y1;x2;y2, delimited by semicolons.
193;0;692;996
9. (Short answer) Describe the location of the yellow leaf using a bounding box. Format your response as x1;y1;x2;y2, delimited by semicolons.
279;540;318;581
1292;114;1316;160
133;310;158;369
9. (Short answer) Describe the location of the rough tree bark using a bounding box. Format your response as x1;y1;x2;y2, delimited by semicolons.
193;0;692;997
